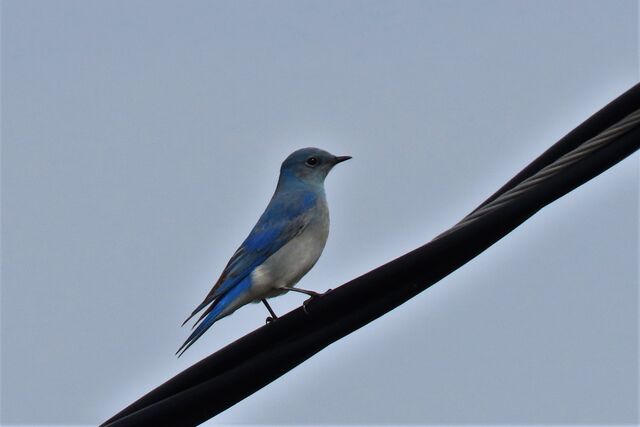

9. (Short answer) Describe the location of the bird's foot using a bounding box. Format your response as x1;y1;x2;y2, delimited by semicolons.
305;290;322;298
307;288;334;299
302;289;332;314
265;316;277;324
303;297;318;314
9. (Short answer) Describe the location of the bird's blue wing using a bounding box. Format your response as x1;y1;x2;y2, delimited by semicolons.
181;190;318;327
176;190;318;356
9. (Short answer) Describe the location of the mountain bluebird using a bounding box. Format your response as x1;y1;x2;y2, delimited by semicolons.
177;147;351;356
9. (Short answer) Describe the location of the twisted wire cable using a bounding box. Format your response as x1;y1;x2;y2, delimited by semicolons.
436;108;640;240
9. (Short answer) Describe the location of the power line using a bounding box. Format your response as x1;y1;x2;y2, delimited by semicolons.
437;107;640;240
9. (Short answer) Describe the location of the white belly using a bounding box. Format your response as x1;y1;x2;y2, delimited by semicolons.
249;218;329;300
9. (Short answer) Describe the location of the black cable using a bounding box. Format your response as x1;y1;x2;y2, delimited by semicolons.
472;83;640;212
101;83;640;427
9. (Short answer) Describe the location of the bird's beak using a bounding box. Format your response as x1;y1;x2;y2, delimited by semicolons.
333;155;352;164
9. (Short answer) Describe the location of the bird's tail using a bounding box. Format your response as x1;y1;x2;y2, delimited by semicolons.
176;276;251;357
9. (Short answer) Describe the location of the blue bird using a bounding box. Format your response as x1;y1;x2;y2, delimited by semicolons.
177;147;351;356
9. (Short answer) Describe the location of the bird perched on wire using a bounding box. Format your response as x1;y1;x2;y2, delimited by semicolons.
177;147;351;356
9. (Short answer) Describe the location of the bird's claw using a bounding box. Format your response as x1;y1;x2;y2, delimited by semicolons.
309;288;333;299
302;288;332;314
303;298;313;314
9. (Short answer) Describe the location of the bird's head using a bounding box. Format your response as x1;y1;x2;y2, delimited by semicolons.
278;147;351;188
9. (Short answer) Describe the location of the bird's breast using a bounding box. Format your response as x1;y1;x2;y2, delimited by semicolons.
250;210;329;297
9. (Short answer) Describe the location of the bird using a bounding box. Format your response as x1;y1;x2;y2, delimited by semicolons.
177;147;351;356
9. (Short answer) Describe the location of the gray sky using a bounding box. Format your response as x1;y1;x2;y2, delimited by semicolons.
1;0;638;425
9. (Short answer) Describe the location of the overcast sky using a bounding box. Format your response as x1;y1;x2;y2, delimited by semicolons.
2;0;638;425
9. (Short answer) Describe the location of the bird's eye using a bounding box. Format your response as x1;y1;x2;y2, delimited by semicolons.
305;157;318;167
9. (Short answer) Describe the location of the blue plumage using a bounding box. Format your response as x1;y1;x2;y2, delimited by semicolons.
177;148;350;356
